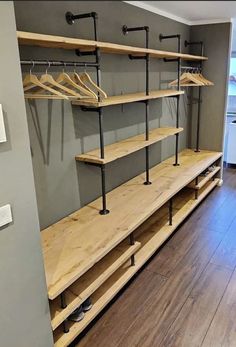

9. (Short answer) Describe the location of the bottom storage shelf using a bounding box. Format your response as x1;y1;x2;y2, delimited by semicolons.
50;241;141;331
53;178;219;347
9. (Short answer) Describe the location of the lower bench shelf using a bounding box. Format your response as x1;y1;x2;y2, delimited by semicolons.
41;149;222;301
187;166;221;190
50;241;140;330
53;178;220;347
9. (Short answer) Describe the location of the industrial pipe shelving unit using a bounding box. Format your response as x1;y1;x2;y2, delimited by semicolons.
17;12;219;347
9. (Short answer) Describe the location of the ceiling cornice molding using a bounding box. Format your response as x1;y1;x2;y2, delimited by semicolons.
124;1;232;26
124;1;191;25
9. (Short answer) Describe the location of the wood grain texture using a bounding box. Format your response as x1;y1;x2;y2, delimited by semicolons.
210;217;236;270
76;127;184;165
50;241;140;330
41;149;222;300
77;270;167;347
202;268;236;347
54;261;145;347
72;90;184;107
54;179;219;347
116;227;224;347
73;168;236;347
17;31;207;61
161;263;231;347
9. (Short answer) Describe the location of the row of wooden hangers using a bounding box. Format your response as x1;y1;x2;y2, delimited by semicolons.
23;62;107;100
169;68;214;87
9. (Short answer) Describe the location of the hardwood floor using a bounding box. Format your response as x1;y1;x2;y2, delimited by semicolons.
75;167;236;347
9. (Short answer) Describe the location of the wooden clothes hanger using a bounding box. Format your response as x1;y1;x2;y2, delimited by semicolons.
169;70;205;87
72;71;98;99
39;68;80;99
80;72;108;99
23;63;68;99
56;68;96;99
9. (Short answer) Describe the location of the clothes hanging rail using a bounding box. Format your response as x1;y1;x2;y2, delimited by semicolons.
20;60;99;68
181;66;201;71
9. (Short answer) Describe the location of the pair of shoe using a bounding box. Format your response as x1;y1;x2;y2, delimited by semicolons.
69;297;93;322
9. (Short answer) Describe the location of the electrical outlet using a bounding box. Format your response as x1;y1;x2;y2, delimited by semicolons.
0;204;12;228
0;104;7;143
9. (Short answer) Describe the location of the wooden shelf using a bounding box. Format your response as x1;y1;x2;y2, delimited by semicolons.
41;149;222;300
188;166;220;190
76;127;184;165
50;240;140;331
17;31;207;61
72;90;184;108
53;178;219;347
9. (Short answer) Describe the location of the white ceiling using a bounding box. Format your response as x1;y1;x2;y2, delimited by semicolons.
125;1;235;25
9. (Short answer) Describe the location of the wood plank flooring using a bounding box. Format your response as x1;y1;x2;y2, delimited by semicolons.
74;167;236;347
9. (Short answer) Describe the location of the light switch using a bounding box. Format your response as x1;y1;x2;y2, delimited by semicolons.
0;204;12;228
0;104;7;143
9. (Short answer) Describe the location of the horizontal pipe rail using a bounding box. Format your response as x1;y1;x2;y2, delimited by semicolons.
20;60;99;68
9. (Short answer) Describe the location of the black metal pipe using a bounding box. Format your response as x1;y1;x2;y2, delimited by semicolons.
144;102;151;185
60;293;67;309
66;11;98;25
20;60;99;68
63;320;69;334
129;233;135;266
123;25;151;185
195;177;199;199
195;86;202;152
98;108;104;159
122;25;149;36
160;34;181;41
100;165;110;215
181;66;201;71
95;48;101;102
169;198;173;226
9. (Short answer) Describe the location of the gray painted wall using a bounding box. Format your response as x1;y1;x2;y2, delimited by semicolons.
0;2;53;347
14;1;191;229
189;23;231;152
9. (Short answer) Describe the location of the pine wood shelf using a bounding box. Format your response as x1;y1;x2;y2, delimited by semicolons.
53;178;219;347
188;166;221;190
50;240;140;331
17;31;207;61
71;90;184;107
41;149;222;301
76;127;184;165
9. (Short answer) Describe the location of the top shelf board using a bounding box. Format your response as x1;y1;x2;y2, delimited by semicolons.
17;31;207;61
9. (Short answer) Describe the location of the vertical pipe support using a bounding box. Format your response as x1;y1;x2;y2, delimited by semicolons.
195;177;199;199
174;35;181;166
195;84;202;152
129;233;135;266
169;198;173;226
100;164;110;215
60;293;69;333
144;28;151;185
122;25;151;185
60;292;67;309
